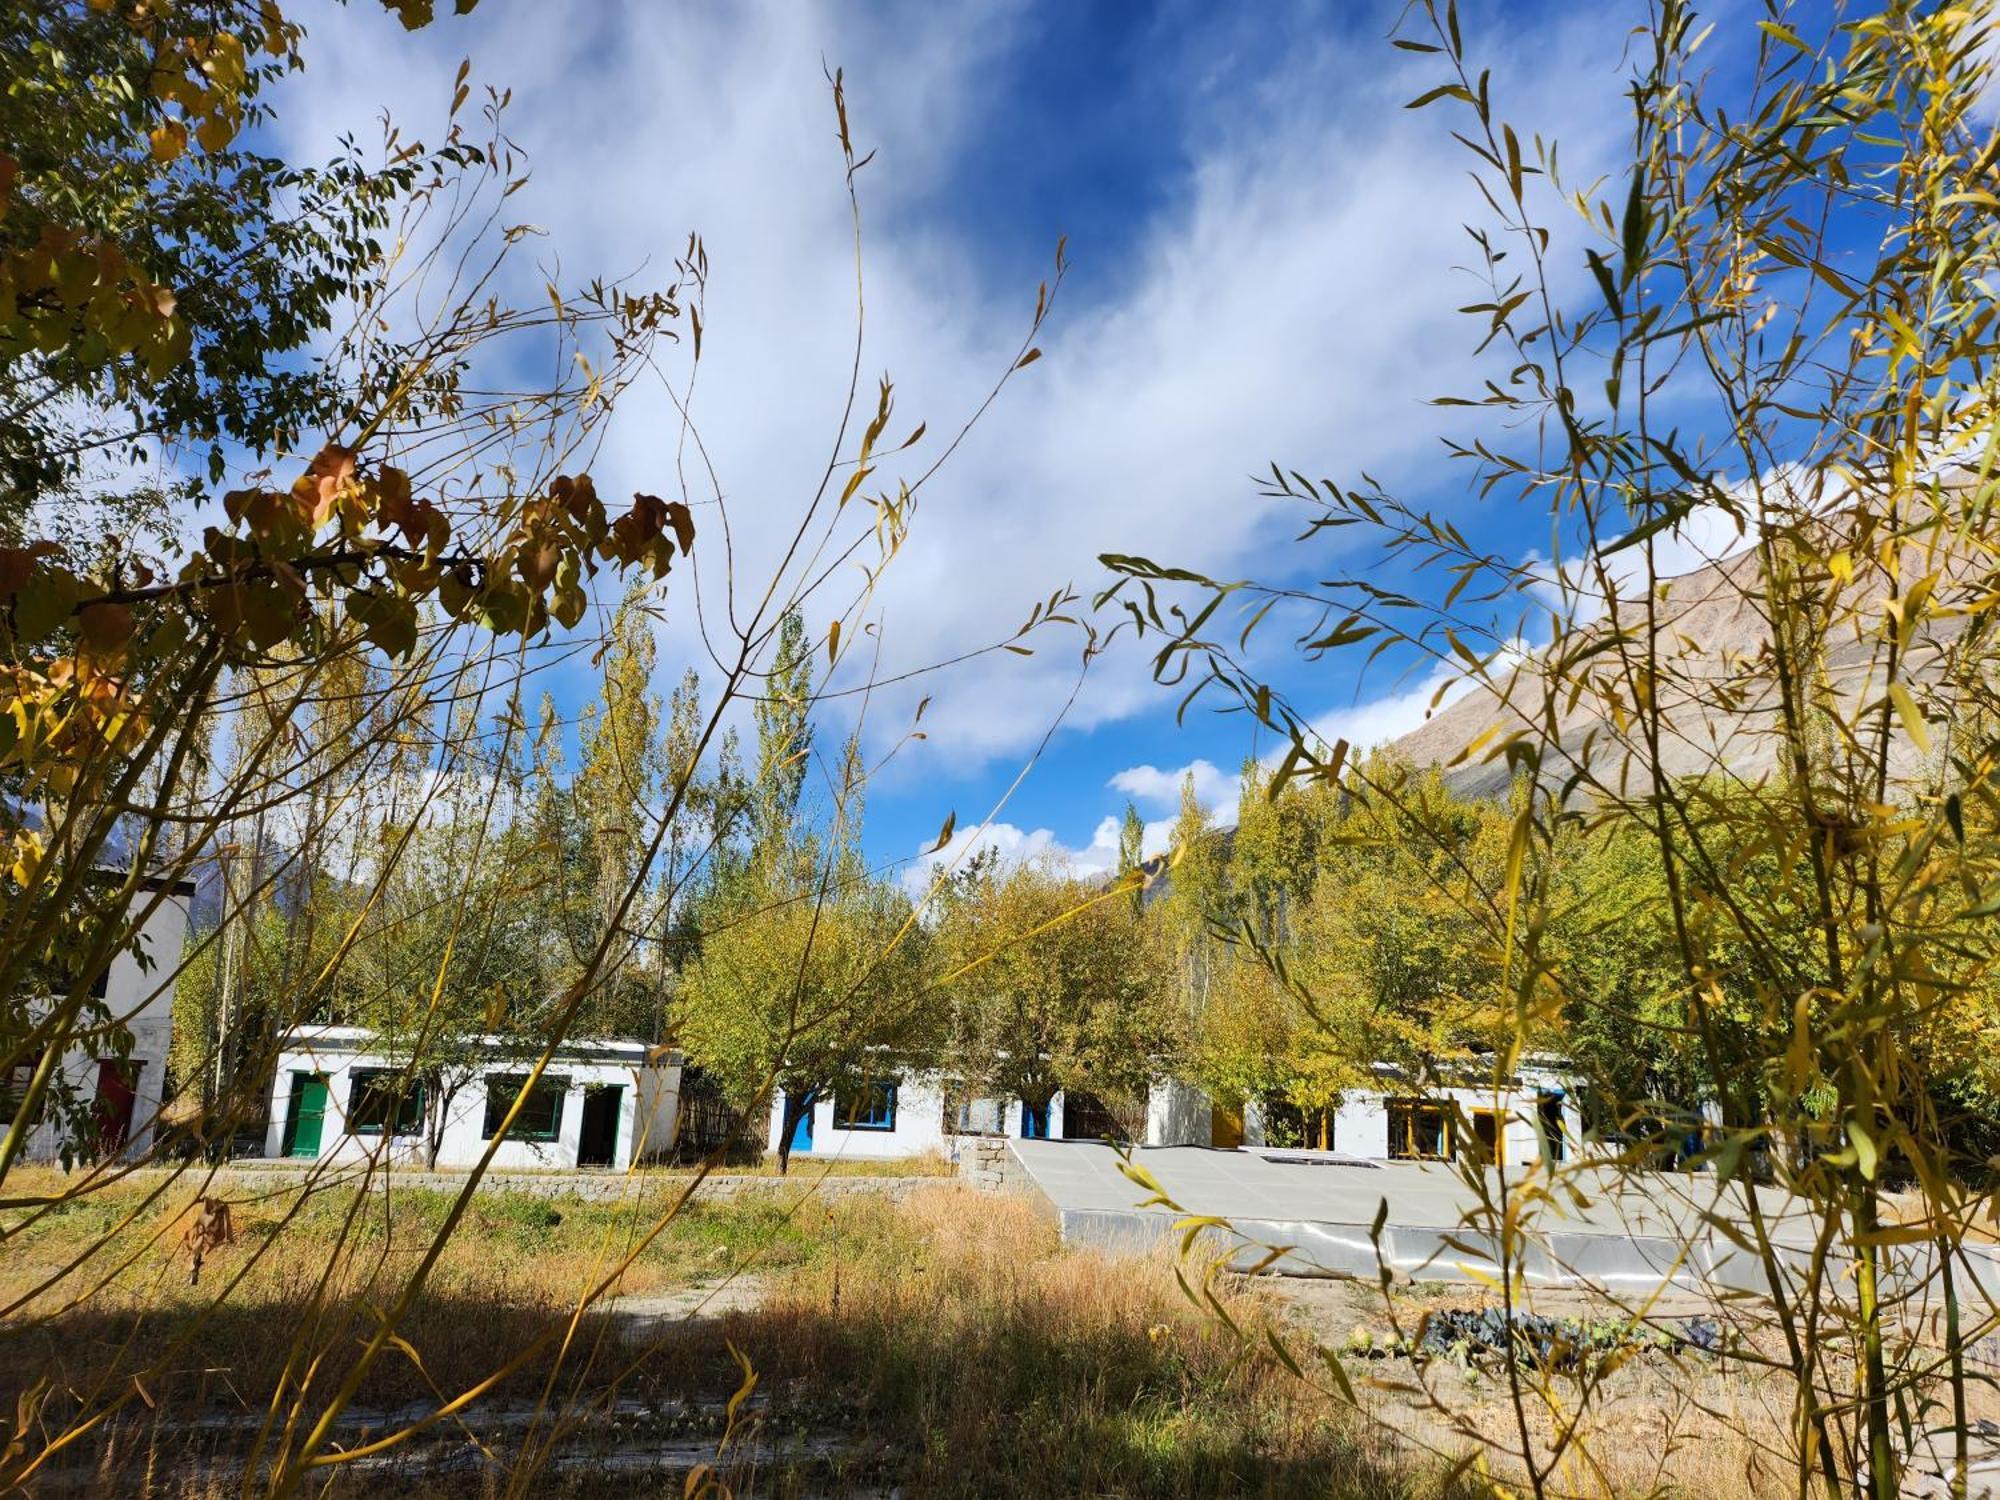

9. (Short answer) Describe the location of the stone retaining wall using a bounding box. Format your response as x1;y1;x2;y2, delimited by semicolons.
957;1137;1057;1220
133;1164;945;1205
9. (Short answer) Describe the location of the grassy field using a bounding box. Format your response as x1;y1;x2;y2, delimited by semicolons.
0;1166;1486;1496
0;1165;1922;1497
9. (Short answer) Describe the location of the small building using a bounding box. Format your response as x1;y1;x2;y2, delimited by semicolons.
761;1059;1586;1167
264;1025;683;1171
1235;1059;1585;1166
6;875;193;1165
766;1073;1111;1161
765;1072;1196;1161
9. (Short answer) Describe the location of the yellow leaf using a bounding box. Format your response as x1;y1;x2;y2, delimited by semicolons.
150;121;188;164
1889;682;1930;753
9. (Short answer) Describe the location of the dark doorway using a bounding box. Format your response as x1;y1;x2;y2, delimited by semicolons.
1262;1097;1335;1151
577;1085;621;1168
1538;1092;1567;1164
1061;1092;1129;1143
1469;1108;1504;1166
92;1060;139;1156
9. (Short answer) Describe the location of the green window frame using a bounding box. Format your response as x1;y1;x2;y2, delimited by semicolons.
482;1074;568;1142
347;1067;424;1137
0;1050;44;1127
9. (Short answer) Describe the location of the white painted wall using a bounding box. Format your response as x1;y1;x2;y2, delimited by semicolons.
1214;1068;1588;1166
766;1071;1046;1160
633;1065;684;1163
1146;1079;1212;1146
21;880;190;1164
755;1060;1592;1168
264;1028;679;1171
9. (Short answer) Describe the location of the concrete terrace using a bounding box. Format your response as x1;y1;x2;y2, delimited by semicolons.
1008;1140;2000;1301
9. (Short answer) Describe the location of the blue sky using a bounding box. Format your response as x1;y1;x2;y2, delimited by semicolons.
263;0;1744;890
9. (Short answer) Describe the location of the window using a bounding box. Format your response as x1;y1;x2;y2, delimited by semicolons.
482;1074;568;1141
1387;1099;1451;1161
942;1086;1004;1137
833;1076;898;1131
348;1068;424;1136
0;1051;44;1127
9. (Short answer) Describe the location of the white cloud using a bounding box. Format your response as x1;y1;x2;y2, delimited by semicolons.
1301;659;1466;755
1523;497;1754;627
271;0;1634;779
901;748;1249;898
1108;757;1234;814
899;812;1125;902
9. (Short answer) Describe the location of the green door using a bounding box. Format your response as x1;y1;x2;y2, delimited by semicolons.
284;1073;328;1158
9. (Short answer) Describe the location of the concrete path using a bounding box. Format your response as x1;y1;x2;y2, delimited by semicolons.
1007;1140;2000;1300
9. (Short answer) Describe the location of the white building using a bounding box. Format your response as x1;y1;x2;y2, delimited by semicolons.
265;1025;683;1171
766;1073;1089;1161
6;875;194;1164
1234;1059;1586;1166
766;1059;1586;1168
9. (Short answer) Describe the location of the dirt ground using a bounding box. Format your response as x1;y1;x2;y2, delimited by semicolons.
1262;1273;2000;1498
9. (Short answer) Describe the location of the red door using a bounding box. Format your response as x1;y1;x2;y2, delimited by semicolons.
93;1060;138;1155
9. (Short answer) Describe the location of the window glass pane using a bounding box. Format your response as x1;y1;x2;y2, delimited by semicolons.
349;1069;423;1135
483;1075;568;1140
1388;1099;1449;1160
0;1052;43;1126
833;1077;897;1130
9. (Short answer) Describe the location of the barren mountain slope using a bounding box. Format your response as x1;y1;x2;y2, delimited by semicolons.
1387;541;1977;800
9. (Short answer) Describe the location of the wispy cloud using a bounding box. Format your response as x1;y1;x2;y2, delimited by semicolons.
276;0;1632;783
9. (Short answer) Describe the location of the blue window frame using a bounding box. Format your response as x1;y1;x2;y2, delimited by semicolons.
1020;1099;1050;1139
833;1077;897;1131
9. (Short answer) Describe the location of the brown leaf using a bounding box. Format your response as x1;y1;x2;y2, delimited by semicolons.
0;542;58;600
76;602;134;655
665;499;695;555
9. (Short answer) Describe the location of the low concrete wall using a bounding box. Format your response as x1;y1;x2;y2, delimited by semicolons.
1052;1203;2000;1302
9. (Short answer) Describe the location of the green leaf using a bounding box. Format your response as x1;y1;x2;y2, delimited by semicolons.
1620;171;1648;270
1405;83;1476;110
1848;1116;1878;1181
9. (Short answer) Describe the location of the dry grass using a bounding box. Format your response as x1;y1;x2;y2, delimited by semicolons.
4;1171;1953;1497
641;1188;1493;1499
0;1165;851;1422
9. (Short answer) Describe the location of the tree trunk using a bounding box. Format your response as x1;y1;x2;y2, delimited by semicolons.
776;1090;810;1175
425;1083;453;1171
